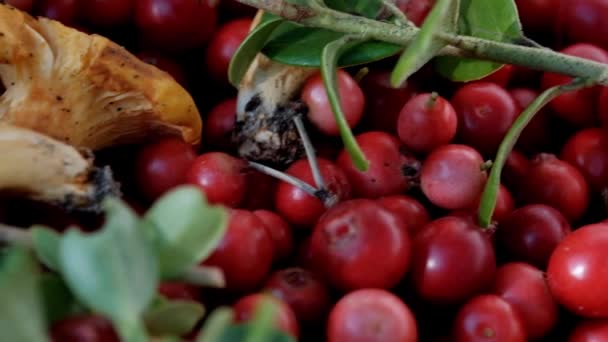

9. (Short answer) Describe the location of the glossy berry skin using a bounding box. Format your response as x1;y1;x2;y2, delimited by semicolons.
469;184;515;224
309;199;411;291
241;170;276;211
301;70;365;136
518;154;589;222
37;0;78;25
79;0;133;27
397;93;458;154
479;64;514;87
396;0;434;26
50;315;120;342
275;158;351;227
185;152;247;207
509;88;551;153
158;282;200;302
264;267;331;325
253;210;294;262
233;293;299;338
203;210;274;292
6;0;34;12
136;51;186;86
598;87;608;126
561;128;608;190
451;82;518;156
515;0;558;35
420;144;487;210
360;70;418;134
411;216;496;304
135;0;218;51
541;44;608;126
328;289;418;342
453;295;526;342
547;223;608;318
206;19;252;83
135;138;197;201
377;195;431;236
204;98;237;151
569;320;608;342
498;204;571;268
503;150;530;191
337;132;420;198
562;0;608;51
493;262;559;340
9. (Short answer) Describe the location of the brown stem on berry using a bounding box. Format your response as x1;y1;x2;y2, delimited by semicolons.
0;223;32;246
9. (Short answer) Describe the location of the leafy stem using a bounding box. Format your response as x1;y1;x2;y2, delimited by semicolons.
477;79;591;228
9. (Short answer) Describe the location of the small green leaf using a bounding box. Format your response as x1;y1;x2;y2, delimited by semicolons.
215;325;295;342
143;186;228;279
0;247;49;342
436;0;524;81
58;198;158;342
228;16;285;87
144;296;205;337
31;225;61;271
321;36;370;171
196;307;234;342
39;274;81;324
390;0;459;86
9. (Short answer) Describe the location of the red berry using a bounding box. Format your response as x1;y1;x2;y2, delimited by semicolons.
509;88;552;153
561;0;608;51
453;295;526;342
135;0;218;51
135;138;196;201
275;158;351;227
327;289;418;342
541;43;608;126
158;282;200;301
204;98;237;151
185;152;247;207
253;210;294;262
515;0;559;34
479;64;514;87
310;199;411;291
561;127;608;190
502;150;530;191
569;320;608;342
79;0;133;27
206;19;252;83
50;315;119;342
264;267;331;325
420;144;487;210
395;0;435;26
36;0;78;25
451;82;518;156
203;209;274;292
598;87;608;125
376;195;431;236
233;293;299;339
518;154;589;222
397;93;458;154
6;0;34;12
468;184;515;224
240;169;277;211
301;70;365;136
547;223;608;318
136;51;187;86
498;204;571;268
493;262;559;340
337;131;420;198
411;216;496;304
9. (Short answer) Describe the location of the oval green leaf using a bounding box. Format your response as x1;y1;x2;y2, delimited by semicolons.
144;297;205;337
39;274;81;324
31;225;61;271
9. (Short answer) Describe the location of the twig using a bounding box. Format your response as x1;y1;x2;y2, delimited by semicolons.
293;115;326;190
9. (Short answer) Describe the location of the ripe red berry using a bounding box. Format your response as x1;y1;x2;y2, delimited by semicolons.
327;289;418;342
185;152;247;207
411;216;496;304
502;150;530;191
275;158;351;227
137;51;187;86
158;282;200;302
376;195;431;236
468;184;515;224
397;93;458;154
337;131;420;198
598;87;608;126
264;267;332;325
36;0;78;25
135;138;197;201
204;98;237;151
309;199;411;291
253;210;294;262
561;127;608;190
515;0;559;35
518;154;589;222
420;144;487;210
561;0;608;51
6;0;34;12
395;0;434;26
206;19;252;83
79;0;134;27
240;169;277;211
50;315;120;342
451;82;518;156
203;210;274;292
301;70;365;136
479;64;514;87
541;43;608;126
233;293;299;339
509;88;551;153
569;320;608;342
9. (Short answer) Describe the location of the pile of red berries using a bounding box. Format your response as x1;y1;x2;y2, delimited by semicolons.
5;0;608;341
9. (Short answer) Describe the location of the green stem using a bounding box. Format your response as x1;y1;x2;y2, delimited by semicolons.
235;0;608;85
477;79;590;228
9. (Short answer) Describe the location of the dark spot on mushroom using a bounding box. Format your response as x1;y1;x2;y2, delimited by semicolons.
117;107;123;112
56;96;63;101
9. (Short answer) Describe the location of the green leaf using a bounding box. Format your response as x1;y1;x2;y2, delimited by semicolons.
58;198;158;342
228;16;285;87
144;296;205;337
196;307;234;342
390;0;459;86
0;247;49;342
214;325;295;342
325;0;384;18
321;35;370;171
31;225;61;271
143;186;228;279
436;0;524;81
39;274;81;324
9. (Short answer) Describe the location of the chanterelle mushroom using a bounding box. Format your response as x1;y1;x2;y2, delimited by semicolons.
0;4;202;150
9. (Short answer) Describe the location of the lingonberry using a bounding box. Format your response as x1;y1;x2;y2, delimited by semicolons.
327;289;418;342
6;0;34;12
479;64;514;87
158;282;200;301
569;320;608;342
50;315;120;342
397;93;458;154
509;87;552;153
79;0;133;27
204;98;237;151
515;0;559;35
253;210;294;262
136;51;187;86
241;169;277;211
561;0;608;51
233;293;300;338
468;184;515;224
561;127;608;190
395;0;434;26
36;0;78;25
206;19;252;83
502;150;530;191
377;195;431;236
309;199;411;291
420;144;487;210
